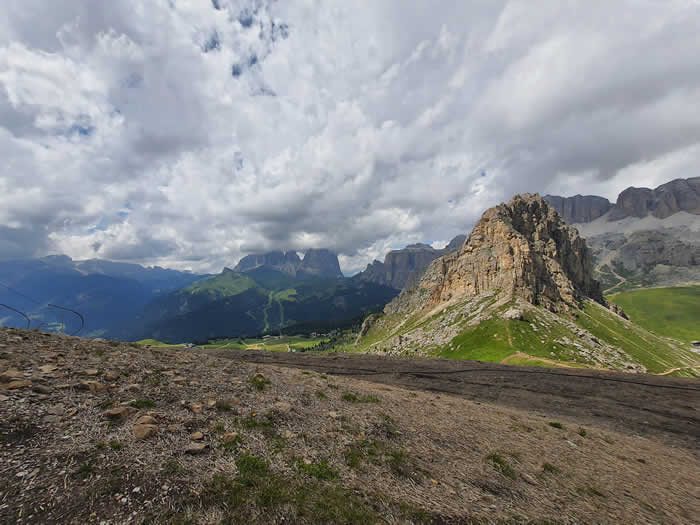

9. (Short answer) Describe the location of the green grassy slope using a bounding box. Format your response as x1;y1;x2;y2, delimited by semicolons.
607;286;700;343
183;272;257;298
355;294;699;376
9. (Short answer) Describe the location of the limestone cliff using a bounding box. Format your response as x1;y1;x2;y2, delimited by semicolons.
543;195;612;224
609;177;700;220
353;235;466;291
387;194;604;315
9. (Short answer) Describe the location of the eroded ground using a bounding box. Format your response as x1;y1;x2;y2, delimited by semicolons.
1;328;699;524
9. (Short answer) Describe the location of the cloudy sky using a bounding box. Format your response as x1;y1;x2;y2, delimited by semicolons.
1;0;700;275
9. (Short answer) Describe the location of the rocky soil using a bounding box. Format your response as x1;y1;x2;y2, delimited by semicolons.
1;327;699;524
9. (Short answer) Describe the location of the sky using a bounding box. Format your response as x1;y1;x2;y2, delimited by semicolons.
1;0;700;275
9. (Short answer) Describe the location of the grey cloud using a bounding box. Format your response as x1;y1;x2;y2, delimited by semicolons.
1;1;699;274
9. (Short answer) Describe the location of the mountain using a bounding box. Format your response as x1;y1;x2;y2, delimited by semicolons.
354;194;698;375
233;251;301;276
544;177;700;292
353;234;466;291
0;256;202;337
543;194;612;224
136;267;397;343
233;249;343;279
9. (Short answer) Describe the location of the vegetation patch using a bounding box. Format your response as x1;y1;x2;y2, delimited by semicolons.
296;460;339;480
607;286;700;343
486;453;517;480
342;391;380;403
129;399;155;409
195;454;378;523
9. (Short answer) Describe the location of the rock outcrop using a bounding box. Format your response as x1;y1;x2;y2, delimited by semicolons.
387;194;604;315
296;249;344;279
609;177;700;220
233;251;302;276
353;235;466;290
233;249;343;279
543;195;612;224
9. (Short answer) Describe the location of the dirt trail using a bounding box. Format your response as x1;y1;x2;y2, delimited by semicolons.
200;348;700;448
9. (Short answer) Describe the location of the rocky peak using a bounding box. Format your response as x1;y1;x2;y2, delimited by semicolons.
297;249;344;279
353;234;466;291
609;177;700;220
233;251;302;276
387;194;604;315
543;195;612;224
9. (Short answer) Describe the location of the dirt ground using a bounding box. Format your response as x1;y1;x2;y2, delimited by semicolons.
202;349;700;448
2;328;699;524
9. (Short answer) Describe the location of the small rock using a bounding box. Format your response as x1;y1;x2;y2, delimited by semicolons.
136;415;157;425
222;432;238;442
56;384;72;389
172;377;187;383
0;394;9;402
206;399;216;408
0;369;24;382
185;443;208;454
103;406;136;420
2;380;32;390
520;473;538;485
190;431;204;440
104;371;119;381
124;384;140;391
189;403;203;414
47;404;65;415
133;424;158;439
38;365;58;373
327;411;339;419
83;369;100;376
32;385;53;394
87;381;107;393
274;401;292;413
282;430;294;439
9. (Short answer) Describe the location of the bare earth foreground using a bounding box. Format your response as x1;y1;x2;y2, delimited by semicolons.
1;328;698;524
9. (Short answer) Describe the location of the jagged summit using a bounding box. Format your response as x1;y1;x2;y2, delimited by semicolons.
233;249;343;279
388;193;603;315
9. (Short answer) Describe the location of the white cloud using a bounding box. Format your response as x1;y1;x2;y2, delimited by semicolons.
1;0;699;275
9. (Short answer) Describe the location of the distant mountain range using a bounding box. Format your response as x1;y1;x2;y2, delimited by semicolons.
136;250;396;342
0;256;202;338
545;177;700;292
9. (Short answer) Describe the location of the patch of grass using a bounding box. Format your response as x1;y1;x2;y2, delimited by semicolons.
296;460;339;480
214;421;225;433
198;454;377;523
73;460;96;479
578;427;587;438
440;318;516;362
387;449;422;480
248;373;269;391
542;462;561;475
607;286;700;343
108;440;122;450
129;399;155;409
374;414;400;439
163;459;183;475
548;422;564;430
215;400;232;412
342;391;380;403
486;453;517;480
344;439;382;469
577;486;607;498
315;390;327;399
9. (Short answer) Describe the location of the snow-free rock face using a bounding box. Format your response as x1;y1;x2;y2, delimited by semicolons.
608;177;700;220
296;249;344;279
387;194;604;315
544;195;613;224
233;251;301;276
353;235;466;290
233;249;343;279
